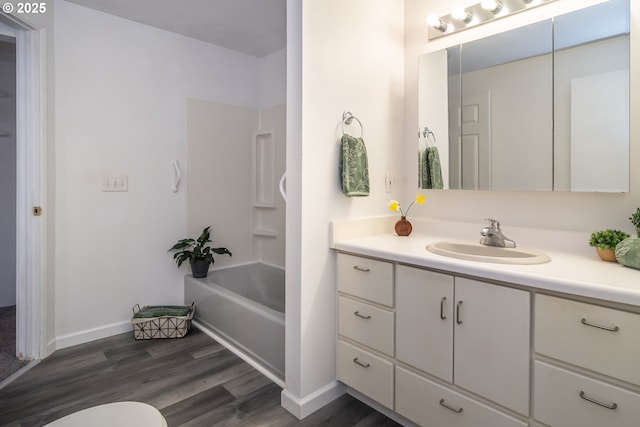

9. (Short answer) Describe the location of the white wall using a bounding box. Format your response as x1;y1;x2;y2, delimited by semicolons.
187;99;257;268
405;0;640;235
0;47;16;308
283;0;405;417
52;0;261;348
260;48;287;108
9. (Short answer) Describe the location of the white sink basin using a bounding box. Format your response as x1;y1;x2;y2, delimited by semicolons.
426;241;551;265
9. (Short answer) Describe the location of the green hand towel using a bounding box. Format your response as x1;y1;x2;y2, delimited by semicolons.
420;147;444;190
340;134;370;197
419;149;429;189
427;146;444;189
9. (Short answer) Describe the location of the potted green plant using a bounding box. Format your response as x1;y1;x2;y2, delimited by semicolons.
169;226;232;278
589;229;630;262
629;207;640;237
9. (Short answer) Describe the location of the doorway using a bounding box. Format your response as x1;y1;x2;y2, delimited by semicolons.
0;13;45;381
0;26;27;383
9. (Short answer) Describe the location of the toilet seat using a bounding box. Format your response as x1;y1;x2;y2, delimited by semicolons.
43;401;168;427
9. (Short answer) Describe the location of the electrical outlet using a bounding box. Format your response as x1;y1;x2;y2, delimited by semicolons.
385;173;393;193
102;175;128;192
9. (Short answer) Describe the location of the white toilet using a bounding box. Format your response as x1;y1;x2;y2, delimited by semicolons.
43;401;168;427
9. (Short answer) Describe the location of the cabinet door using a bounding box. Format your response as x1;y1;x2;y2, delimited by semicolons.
396;265;454;382
396;366;528;427
454;277;530;416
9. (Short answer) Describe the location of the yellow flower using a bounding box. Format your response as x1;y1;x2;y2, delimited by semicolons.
388;194;426;218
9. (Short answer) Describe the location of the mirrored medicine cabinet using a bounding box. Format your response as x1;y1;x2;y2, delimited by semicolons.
418;0;630;192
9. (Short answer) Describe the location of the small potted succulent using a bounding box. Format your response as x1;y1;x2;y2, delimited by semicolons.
629;207;640;237
588;229;630;262
169;226;232;278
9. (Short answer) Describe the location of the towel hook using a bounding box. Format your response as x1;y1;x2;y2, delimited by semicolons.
342;111;364;138
172;160;181;193
423;127;436;147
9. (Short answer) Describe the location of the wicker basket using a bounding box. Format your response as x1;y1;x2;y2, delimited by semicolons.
131;303;195;340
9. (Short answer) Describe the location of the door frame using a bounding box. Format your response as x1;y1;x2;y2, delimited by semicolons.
1;13;47;360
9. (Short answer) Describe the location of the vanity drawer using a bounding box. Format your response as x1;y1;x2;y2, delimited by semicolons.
534;360;640;427
535;294;640;385
337;340;393;409
337;253;393;306
395;366;527;427
338;296;394;356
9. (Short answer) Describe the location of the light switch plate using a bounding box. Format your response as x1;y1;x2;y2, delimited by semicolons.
385;173;393;193
102;175;128;192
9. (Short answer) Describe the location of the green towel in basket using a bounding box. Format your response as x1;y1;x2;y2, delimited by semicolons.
133;305;192;318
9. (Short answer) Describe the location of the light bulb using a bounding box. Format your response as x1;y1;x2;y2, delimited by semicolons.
451;7;472;23
481;0;502;13
427;14;448;32
427;14;440;26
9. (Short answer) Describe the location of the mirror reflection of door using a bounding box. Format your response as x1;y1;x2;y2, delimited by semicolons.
455;92;491;190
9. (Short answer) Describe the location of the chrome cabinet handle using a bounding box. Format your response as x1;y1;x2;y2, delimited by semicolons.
579;391;618;410
439;399;463;413
353;311;371;320
581;318;620;332
352;265;371;272
353;357;370;368
440;297;447;320
456;300;463;325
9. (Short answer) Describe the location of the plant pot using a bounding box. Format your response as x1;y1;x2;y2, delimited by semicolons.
190;259;211;278
395;216;413;236
596;247;617;262
636;226;640;238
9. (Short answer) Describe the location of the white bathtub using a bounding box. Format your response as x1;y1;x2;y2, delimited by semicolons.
184;262;285;384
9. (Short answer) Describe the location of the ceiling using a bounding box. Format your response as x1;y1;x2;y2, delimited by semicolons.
65;0;287;58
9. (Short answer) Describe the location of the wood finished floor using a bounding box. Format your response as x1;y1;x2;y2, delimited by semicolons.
0;328;401;427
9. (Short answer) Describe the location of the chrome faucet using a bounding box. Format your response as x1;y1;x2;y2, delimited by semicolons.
480;218;516;248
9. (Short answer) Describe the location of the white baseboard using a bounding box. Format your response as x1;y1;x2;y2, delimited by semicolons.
54;320;132;350
281;381;345;419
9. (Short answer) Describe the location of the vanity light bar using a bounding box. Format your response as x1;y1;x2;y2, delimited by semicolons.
427;0;555;39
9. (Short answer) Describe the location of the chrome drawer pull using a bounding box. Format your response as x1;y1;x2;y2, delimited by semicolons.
439;399;463;413
352;265;370;272
353;357;370;368
353;311;371;320
440;297;447;320
456;300;463;325
579;391;618;410
580;318;620;332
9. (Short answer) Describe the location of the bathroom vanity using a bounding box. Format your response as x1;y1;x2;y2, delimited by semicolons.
333;219;640;427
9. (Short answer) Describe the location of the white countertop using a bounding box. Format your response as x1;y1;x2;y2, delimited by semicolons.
332;218;640;307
